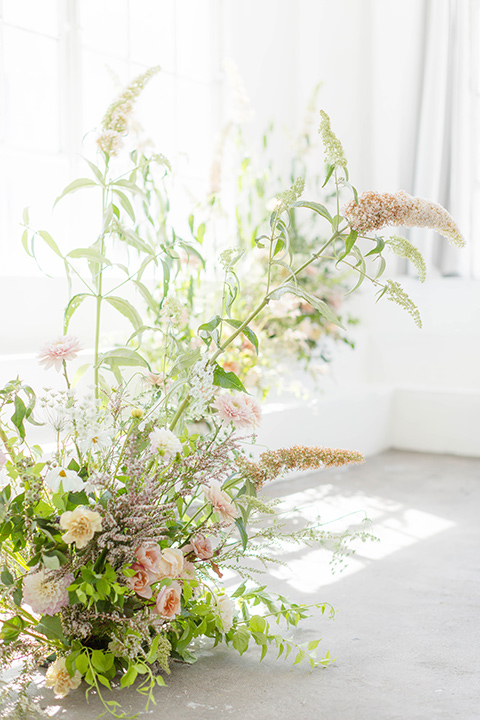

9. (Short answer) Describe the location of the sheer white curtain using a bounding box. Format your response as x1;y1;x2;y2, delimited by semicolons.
407;0;474;277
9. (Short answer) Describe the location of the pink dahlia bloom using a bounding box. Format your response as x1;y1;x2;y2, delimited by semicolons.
38;336;83;372
212;393;261;429
22;569;73;616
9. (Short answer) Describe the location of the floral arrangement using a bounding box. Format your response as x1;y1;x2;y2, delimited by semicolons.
145;71;358;398
0;67;464;718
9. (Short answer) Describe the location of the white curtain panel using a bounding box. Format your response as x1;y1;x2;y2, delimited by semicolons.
409;0;473;277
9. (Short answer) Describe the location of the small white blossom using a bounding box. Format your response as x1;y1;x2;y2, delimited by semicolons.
44;467;85;493
188;360;215;419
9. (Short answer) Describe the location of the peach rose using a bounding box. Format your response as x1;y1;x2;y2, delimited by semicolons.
204;481;239;525
155;581;182;619
135;544;162;574
156;547;184;579
191;534;214;560
126;563;155;599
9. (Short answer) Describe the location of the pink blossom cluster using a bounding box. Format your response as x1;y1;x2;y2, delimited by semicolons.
212;392;261;429
126;542;210;619
344;190;465;247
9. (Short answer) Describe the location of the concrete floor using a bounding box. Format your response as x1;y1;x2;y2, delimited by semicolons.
7;450;480;719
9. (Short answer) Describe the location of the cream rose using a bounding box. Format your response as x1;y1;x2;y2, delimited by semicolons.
126;563;155;599
154;581;182;619
204;481;239;525
135;544;162;574
45;657;82;698
190;534;214;560
60;507;102;549
217;593;235;632
155;547;184;579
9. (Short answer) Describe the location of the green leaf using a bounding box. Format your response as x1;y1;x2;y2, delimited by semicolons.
0;615;26;642
169;348;202;376
337;230;358;262
105;296;143;332
72;363;90;387
113;189;135;221
365;236;386;257
98;348;150;369
249;615;266;633
292;200;332;223
120;665;138;688
232;581;247;599
54;178;97;206
75;653;89;675
64;293;92;333
38;230;63;258
42;553;61;570
11;396;26;440
198;315;222;347
82;157;105;184
322;163;335;187
213;364;247;393
224;319;259;354
35;615;66;642
268;282;344;329
232;627;250;655
235;517;248;551
21;229;32;257
132;280;156;310
0;568;14;586
67;247;112;266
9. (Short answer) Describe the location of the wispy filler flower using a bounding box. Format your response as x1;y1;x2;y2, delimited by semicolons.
386;235;427;282
318;110;347;168
38;335;82;372
344;190;465;247
97;65;161;156
239;445;365;489
383;280;422;329
274;177;305;214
